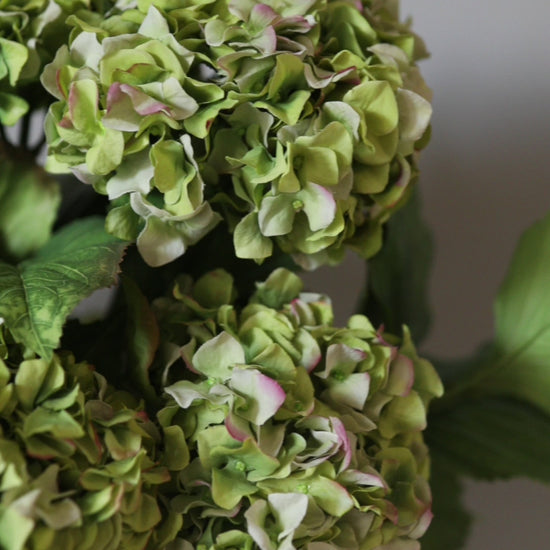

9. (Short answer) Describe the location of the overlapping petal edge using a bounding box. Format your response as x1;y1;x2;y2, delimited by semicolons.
43;0;432;268
0;0;89;124
0;340;178;550
154;267;444;549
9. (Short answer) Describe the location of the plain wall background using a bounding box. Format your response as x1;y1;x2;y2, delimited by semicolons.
306;0;550;547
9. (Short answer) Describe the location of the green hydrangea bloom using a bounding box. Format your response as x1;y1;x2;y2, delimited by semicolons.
0;0;90;124
0;346;179;550
154;268;443;549
43;0;432;268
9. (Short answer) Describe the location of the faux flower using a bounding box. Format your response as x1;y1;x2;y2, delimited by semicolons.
0;343;178;550
43;0;432;268
0;0;88;125
154;268;443;548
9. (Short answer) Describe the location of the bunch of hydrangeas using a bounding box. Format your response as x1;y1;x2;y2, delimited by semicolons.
153;268;443;549
43;0;432;268
0;342;179;550
0;0;89;125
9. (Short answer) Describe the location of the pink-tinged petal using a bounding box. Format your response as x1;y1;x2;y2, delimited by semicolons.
320;343;366;378
310;478;354;517
225;412;252;442
409;507;433;539
191;479;211;488
386;354;415;396
230;369;286;425
106;82;123;106
104;83;140;132
136;411;149;422
385;501;399;525
257;372;286;417
56;69;67;99
180;340;200;374
306;352;322;373
374;326;399;358
299;182;337;232
275;36;309;56
328;372;371;410
249;26;277;54
91;424;104;460
274;15;313;33
119;83;169;116
58;116;73;129
395;155;412;189
228;502;242;518
293;328;322;372
339;469;388;490
249;4;278;28
304;64;355;89
331;416;352;472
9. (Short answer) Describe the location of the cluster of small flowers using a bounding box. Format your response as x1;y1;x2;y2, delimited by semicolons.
0;346;177;550
152;268;443;548
0;269;443;549
41;0;432;268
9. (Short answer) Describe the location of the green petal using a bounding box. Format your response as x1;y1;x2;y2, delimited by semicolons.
344;80;399;136
258;194;295;237
234;211;273;259
0;38;28;86
193;331;245;380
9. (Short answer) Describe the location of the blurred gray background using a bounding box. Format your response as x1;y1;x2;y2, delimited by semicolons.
305;0;550;547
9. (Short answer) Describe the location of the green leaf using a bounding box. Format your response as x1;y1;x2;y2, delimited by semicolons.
362;187;433;343
0;218;127;359
0;157;61;261
122;276;160;404
0;92;28;126
486;211;550;414
420;454;471;550
426;396;550;482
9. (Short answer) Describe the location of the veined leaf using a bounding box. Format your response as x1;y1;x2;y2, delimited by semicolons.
0;218;127;359
426;396;550;482
362;187;433;343
486;211;550;414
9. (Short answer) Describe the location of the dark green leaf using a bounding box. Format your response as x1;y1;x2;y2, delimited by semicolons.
0;218;127;359
362;187;433;343
122;275;160;404
429;342;494;387
426;396;550;482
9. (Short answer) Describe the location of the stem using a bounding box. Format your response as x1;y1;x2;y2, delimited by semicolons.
19;113;31;149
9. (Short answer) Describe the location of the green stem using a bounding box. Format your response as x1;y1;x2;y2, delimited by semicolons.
19;112;31;149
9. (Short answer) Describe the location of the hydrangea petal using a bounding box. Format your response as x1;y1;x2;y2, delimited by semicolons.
230;369;286;425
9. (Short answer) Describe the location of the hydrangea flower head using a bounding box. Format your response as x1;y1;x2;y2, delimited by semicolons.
43;0;432;268
154;268;443;548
